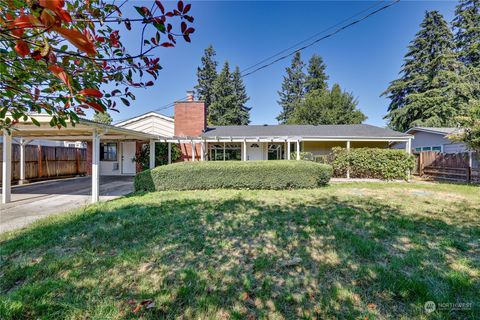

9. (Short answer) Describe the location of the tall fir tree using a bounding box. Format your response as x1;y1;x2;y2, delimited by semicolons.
209;62;250;125
305;54;329;94
383;11;466;132
290;84;366;125
453;0;480;68
276;52;305;124
195;45;218;108
231;66;251;125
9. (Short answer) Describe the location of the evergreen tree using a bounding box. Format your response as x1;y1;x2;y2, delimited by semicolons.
276;52;305;124
453;0;480;68
383;11;466;132
209;62;249;125
231;66;251;125
305;54;329;93
92;112;113;124
195;45;218;108
290;84;366;125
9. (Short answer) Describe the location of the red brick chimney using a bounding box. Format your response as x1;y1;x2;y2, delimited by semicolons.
174;91;206;161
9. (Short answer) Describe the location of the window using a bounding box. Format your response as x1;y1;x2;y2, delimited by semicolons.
415;147;422;152
100;142;117;161
208;143;241;161
422;147;431;151
432;146;442;152
268;144;283;160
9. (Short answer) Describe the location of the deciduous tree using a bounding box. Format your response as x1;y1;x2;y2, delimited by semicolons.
0;0;195;130
290;83;366;125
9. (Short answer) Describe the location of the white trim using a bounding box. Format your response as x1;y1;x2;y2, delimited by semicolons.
405;127;458;137
2;131;12;204
92;130;100;203
115;112;174;127
149;140;155;169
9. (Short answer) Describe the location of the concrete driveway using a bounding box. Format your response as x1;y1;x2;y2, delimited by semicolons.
0;176;134;234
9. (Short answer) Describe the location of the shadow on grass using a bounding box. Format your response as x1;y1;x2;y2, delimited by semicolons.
0;192;478;319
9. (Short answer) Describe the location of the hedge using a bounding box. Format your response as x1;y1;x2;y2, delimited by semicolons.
134;160;333;192
329;147;415;180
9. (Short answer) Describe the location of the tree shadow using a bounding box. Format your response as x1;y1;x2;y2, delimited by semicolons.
0;192;478;319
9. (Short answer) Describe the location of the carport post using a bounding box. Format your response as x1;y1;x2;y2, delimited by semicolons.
91;130;100;203
149;140;155;169
243;140;247;161
167;142;172;164
19;138;26;185
2;131;12;204
200;141;205;161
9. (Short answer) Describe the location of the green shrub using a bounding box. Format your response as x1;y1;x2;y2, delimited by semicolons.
289;151;314;161
134;160;332;192
330;147;415;180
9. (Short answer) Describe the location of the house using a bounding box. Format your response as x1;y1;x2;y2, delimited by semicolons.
135;92;413;162
397;127;467;153
1;92;413;204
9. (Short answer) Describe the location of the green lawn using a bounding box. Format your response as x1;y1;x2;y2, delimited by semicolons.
1;182;479;319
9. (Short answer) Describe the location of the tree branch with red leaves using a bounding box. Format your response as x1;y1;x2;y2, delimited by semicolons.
0;0;195;130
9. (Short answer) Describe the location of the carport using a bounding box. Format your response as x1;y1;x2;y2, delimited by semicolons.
2;114;157;204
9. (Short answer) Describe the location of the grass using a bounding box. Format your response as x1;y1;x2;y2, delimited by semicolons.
0;182;479;319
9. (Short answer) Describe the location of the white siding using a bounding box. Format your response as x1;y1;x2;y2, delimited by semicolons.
116;113;174;137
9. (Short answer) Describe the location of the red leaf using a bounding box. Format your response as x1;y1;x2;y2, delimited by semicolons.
145;81;154;86
160;42;174;47
48;65;72;92
85;101;105;113
183;3;191;14
78;88;103;98
185;27;195;34
181;21;186;33
177;1;184;12
15;40;30;57
39;0;65;10
155;1;165;14
165;12;174;17
183;34;190;43
184;15;194;23
53;26;96;55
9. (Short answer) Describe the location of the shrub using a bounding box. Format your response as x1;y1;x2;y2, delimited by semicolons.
134;160;332;192
289;151;314;161
135;143;181;171
329;147;415;180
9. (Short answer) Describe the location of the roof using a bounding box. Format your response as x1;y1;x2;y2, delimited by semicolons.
115;111;173;127
405;127;461;136
201;124;411;139
8;113;156;141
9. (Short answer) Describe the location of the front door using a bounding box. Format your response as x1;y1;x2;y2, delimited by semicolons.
247;143;263;161
121;141;136;174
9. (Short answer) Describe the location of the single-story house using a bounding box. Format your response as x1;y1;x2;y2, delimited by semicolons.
1;92;413;204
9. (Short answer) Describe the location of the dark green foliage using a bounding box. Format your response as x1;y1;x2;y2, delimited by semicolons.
208;62;250;125
305;54;329;94
231;66;251;125
135;143;181;170
383;11;466;132
92;112;113;124
453;0;480;68
289;84;367;125
134;160;332;191
277;52;305;124
195;45;218;108
329;147;416;180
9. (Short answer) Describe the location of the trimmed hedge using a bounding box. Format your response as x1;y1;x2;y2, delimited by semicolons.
134;160;332;192
330;147;415;180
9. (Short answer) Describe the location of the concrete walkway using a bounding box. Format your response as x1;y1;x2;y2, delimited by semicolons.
0;176;134;234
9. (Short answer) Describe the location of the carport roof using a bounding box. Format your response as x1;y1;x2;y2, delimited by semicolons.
9;114;156;141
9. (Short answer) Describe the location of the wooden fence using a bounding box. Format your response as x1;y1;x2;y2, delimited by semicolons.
0;144;86;184
415;151;479;183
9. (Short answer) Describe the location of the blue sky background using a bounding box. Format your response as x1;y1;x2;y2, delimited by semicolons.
105;0;458;127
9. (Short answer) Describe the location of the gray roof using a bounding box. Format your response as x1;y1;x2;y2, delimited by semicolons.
405;127;460;135
201;124;410;138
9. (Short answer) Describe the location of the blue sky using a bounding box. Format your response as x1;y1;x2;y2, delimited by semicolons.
107;0;458;127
